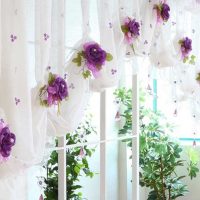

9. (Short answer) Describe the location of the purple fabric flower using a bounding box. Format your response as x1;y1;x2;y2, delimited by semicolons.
83;42;107;68
161;3;170;21
154;2;170;23
127;19;140;37
47;76;68;105
180;37;192;58
73;42;112;79
122;17;140;45
0;127;16;158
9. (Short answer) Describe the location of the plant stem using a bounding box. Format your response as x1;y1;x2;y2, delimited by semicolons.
160;157;166;199
168;188;171;200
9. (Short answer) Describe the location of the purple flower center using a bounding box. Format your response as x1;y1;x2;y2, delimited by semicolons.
128;20;140;36
84;43;106;68
0;127;16;158
181;37;192;56
161;3;170;21
47;76;68;105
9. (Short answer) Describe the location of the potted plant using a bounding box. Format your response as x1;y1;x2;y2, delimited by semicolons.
114;87;199;200
43;115;96;200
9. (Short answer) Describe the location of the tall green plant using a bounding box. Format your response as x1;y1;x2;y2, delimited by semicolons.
44;115;96;200
114;87;199;200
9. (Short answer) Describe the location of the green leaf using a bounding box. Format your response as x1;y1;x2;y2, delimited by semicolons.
121;25;129;33
74;165;80;174
48;72;55;85
82;70;91;79
189;55;196;65
72;55;82;67
106;53;113;61
196;74;200;81
183;56;188;63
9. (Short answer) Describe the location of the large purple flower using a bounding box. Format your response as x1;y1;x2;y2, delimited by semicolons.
47;76;68;105
72;41;112;79
161;3;170;21
83;42;107;68
0;127;16;158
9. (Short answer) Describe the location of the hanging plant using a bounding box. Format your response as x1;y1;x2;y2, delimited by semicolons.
0;119;16;163
72;42;113;79
121;17;140;52
39;72;68;113
178;37;195;64
154;1;170;23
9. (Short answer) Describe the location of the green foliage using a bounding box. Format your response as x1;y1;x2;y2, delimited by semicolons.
82;70;91;79
196;73;200;82
121;25;129;34
48;72;56;85
72;51;84;67
114;87;199;200
189;55;196;65
44;115;96;200
106;53;113;61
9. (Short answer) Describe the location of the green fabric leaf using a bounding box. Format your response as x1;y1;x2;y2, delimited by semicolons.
48;72;55;85
82;70;91;79
121;25;129;33
106;53;113;61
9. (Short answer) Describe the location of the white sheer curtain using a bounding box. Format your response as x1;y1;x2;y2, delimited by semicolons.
0;0;200;199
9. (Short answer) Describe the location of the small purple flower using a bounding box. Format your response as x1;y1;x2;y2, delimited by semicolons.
0;126;16;158
121;17;140;45
44;33;49;41
47;76;68;105
161;3;170;21
179;37;192;59
15;97;20;105
64;73;68;80
46;66;51;71
69;83;75;89
111;69;117;75
10;34;17;42
154;2;170;23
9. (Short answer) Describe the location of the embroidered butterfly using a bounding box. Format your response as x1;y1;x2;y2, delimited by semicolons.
14;97;20;105
109;22;113;28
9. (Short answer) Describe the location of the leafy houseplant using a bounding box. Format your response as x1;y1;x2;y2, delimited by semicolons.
114;87;199;200
44;115;96;200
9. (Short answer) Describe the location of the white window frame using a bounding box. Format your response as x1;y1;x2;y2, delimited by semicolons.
54;75;139;200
